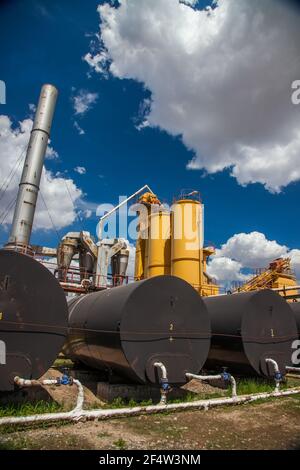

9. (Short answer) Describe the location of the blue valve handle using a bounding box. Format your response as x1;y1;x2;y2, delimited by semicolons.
222;371;231;382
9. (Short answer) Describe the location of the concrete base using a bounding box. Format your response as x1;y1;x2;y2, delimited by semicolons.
96;381;190;403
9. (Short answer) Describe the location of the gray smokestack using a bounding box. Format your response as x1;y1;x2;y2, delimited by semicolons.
7;84;58;247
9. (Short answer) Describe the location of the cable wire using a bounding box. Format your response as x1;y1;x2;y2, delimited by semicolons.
39;189;61;242
0;147;26;205
0;196;17;226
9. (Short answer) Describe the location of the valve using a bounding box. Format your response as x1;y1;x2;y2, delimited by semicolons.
56;368;73;386
160;376;171;392
275;371;283;382
221;367;231;383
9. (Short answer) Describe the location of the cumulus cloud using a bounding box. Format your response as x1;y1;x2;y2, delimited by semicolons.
0;115;83;231
74;166;87;175
216;232;288;269
72;89;98;115
289;249;300;280
86;0;300;192
74;121;85;135
207;257;250;284
207;231;300;285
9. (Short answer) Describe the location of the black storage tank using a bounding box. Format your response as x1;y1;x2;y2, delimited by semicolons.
0;250;68;391
204;290;298;377
65;275;211;384
290;301;300;335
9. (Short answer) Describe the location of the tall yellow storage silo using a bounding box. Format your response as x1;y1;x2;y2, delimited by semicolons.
171;198;203;290
148;210;171;278
134;236;144;281
134;211;149;281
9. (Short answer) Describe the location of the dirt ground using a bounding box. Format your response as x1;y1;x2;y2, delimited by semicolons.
1;396;300;450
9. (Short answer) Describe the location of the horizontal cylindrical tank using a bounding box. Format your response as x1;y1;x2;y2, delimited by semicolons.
290;302;300;335
204;290;298;377
65;276;211;384
0;250;68;391
171;199;203;290
148;211;171;278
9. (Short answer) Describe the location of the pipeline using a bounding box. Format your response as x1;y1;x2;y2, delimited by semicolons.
10;375;85;420
154;362;170;405
1;386;300;428
286;366;300;374
186;372;237;398
265;358;283;392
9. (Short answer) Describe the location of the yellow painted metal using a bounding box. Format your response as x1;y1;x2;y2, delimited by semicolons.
148;210;171;278
134;221;149;281
134;198;152;281
272;274;298;300
234;258;298;299
134;236;145;281
171;199;203;290
201;247;219;296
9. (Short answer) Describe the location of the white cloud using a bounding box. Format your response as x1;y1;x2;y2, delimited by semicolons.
74;166;87;175
207;231;300;285
0;115;83;231
216;232;288;269
207;256;250;284
86;0;300;192
28;103;36;113
74;121;85;135
83;209;92;219
289;249;300;280
72;89;98;115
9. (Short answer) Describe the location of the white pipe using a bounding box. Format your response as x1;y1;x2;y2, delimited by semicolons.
13;376;84;417
98;184;154;240
186;373;237;398
154;362;169;405
286;366;300;373
154;362;168;380
14;377;58;387
1;387;300;428
71;379;84;416
265;358;281;391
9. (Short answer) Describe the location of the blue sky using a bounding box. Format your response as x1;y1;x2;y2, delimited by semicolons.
0;0;300;282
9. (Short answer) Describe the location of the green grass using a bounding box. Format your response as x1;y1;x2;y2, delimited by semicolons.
104;397;154;409
113;438;127;450
234;378;285;396
0;401;62;418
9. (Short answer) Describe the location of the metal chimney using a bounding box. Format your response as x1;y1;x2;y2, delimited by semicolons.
7;84;58;248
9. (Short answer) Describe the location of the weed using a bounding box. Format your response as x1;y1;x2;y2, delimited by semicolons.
0;401;62;418
113;438;127;450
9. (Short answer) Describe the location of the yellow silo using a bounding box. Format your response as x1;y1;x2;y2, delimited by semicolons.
134;236;144;281
134;212;149;281
148;209;171;278
171;198;203;290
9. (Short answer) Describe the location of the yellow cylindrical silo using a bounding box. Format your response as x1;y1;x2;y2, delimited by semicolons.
148;210;171;278
134;236;144;281
171;199;203;290
134;207;150;281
